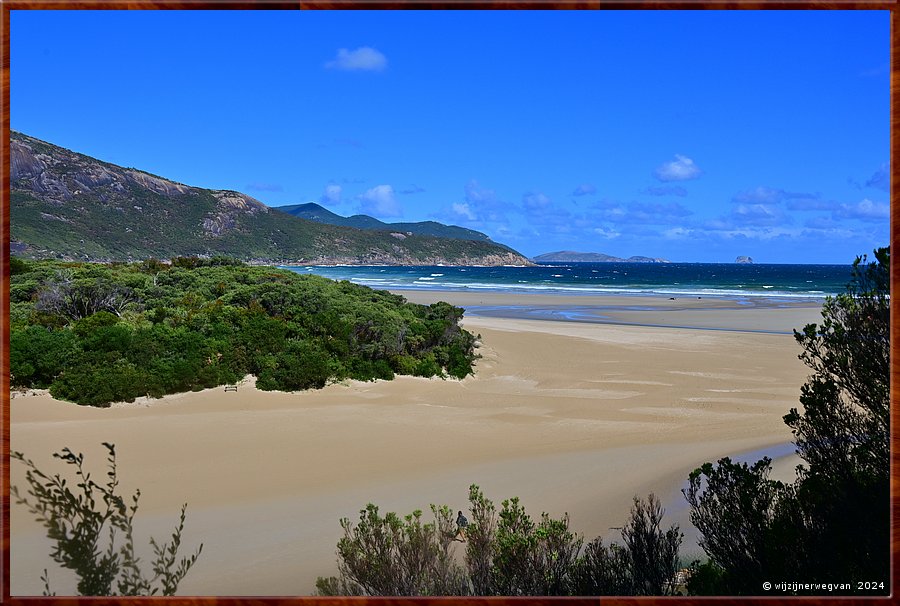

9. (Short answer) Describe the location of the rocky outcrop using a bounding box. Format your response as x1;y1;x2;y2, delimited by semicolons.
11;139;44;180
12;134;192;203
202;191;270;237
735;256;754;264
124;170;192;197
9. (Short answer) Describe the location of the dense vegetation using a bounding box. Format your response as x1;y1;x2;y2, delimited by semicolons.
10;257;478;406
316;486;683;597
684;248;890;596
12;443;202;596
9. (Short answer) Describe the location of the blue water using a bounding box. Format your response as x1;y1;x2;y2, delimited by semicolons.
281;262;852;300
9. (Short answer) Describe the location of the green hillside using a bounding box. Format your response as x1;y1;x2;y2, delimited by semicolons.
276;202;511;248
10;132;528;266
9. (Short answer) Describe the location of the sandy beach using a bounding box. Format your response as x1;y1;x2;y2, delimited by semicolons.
10;292;818;596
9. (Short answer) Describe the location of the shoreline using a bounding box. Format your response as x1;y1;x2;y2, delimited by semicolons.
11;294;813;596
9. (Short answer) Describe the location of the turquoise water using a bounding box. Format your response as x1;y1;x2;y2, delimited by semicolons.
281;262;853;300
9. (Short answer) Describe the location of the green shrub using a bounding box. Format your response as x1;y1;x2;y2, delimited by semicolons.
414;354;443;378
257;340;333;391
10;326;79;388
10;255;30;275
11;443;202;596
319;486;680;597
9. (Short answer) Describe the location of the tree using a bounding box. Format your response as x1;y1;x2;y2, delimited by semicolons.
11;443;203;596
684;248;890;595
784;247;890;585
36;274;140;322
684;457;794;594
788;247;889;482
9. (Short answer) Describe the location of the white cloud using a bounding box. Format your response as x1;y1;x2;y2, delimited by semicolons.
835;198;889;222
522;192;553;212
592;226;621;239
452;202;476;221
572;184;597;196
865;163;889;192
325;47;388;72
654;154;702;182
733;186;821;205
357;184;401;217
320;184;342;206
465;179;497;204
732;203;788;226
460;179;508;222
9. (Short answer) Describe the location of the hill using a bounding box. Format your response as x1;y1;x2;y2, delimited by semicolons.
533;251;671;263
10;132;528;266
276;202;511;249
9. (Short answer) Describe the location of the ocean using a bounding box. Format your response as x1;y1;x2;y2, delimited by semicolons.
280;262;854;301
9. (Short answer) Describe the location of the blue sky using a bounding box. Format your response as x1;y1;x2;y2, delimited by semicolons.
12;10;889;263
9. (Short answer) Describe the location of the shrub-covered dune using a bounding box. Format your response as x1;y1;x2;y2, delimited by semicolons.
10;257;478;407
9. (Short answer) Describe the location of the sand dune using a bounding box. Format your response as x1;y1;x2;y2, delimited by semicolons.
10;294;819;595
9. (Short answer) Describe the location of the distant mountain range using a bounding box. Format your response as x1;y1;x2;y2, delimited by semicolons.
533;251;671;263
276;202;514;250
10;132;528;266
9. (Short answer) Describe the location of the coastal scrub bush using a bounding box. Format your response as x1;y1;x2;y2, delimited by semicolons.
10;255;30;275
684;457;792;593
464;484;497;595
491;497;583;595
571;537;632;595
10;260;479;406
620;494;683;595
315;504;468;596
684;248;890;595
257;340;333;391
11;443;202;596
571;494;682;596
10;325;78;388
317;486;681;596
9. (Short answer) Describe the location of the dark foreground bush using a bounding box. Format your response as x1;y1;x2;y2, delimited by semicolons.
316;485;682;596
684;248;890;595
11;443;203;596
